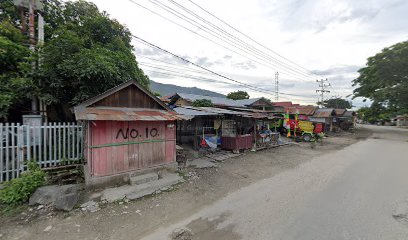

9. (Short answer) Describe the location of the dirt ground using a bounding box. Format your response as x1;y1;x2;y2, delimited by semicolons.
0;128;372;240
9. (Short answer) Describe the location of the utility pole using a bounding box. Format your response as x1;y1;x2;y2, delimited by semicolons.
14;0;44;125
316;78;330;107
28;0;38;114
275;72;279;102
37;11;46;121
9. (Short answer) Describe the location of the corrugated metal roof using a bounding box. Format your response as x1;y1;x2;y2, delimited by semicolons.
200;107;279;119
334;109;347;116
172;106;280;120
199;107;248;115
313;108;335;118
274;102;293;107
227;107;274;113
173;107;219;120
177;93;242;107
235;98;262;106
174;93;269;108
173;107;218;116
285;106;317;116
75;107;179;121
343;111;355;117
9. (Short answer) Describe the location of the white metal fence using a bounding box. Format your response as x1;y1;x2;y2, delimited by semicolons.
0;123;83;183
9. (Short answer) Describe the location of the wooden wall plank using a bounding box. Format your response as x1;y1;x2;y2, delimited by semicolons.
165;121;176;163
88;120;172;177
92;85;163;109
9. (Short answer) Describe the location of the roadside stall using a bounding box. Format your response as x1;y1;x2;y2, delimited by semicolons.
255;119;280;149
220;108;281;150
309;108;335;132
198;107;255;152
221;118;253;152
173;106;253;151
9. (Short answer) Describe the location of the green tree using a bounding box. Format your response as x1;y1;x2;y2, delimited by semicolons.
39;0;149;106
192;99;213;107
227;91;250;100
357;103;392;124
353;41;408;115
0;0;19;24
319;97;352;109
0;20;33;119
0;0;149;120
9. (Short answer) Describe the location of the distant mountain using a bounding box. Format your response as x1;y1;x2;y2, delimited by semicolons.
149;81;225;98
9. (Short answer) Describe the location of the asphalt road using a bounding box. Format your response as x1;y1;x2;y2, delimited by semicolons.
142;125;408;240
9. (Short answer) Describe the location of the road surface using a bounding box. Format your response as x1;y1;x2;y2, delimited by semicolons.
142;125;408;240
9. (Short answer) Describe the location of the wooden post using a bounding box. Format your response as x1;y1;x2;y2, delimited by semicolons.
329;118;333;132
253;119;257;151
193;118;198;150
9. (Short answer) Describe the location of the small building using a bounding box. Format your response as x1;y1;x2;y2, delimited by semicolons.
309;108;335;132
333;109;356;130
168;93;275;110
396;115;408;127
285;106;317;119
234;98;275;111
173;106;220;148
174;106;254;150
173;106;279;152
74;80;178;187
273;101;301;113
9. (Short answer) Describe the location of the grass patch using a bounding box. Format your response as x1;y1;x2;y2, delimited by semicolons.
177;170;189;181
0;203;27;217
0;162;46;206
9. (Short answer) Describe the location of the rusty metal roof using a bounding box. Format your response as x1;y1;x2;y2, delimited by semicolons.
75;107;178;121
285;106;317;116
313;108;335;118
173;107;219;120
200;107;279;119
173;106;279;120
173;93;273;108
343;111;355;117
274;102;294;107
334;109;347;116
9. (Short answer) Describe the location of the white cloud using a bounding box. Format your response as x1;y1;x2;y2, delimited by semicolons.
89;0;408;106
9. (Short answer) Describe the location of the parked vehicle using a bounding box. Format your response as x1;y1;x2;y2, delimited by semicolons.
286;119;324;142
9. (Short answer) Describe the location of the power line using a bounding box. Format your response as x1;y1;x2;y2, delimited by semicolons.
275;72;279;102
146;70;317;103
175;0;342;97
186;0;321;78
138;55;194;68
128;0;317;81
145;70;230;85
140;60;316;100
164;0;316;80
133;34;317;100
139;55;318;99
139;62;213;76
145;70;276;97
128;0;339;100
150;0;316;80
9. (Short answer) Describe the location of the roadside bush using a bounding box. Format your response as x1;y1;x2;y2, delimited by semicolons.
0;162;46;206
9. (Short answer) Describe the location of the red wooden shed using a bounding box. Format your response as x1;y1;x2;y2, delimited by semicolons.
74;80;178;186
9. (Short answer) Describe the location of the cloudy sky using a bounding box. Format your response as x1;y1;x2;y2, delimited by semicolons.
90;0;408;107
